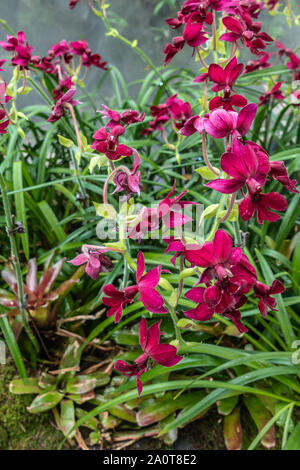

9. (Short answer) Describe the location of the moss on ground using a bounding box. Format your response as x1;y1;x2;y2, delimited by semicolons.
0;360;65;450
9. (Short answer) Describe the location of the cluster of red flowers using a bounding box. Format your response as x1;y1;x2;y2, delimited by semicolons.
166;229;284;333
141;94;192;135
163;0;274;66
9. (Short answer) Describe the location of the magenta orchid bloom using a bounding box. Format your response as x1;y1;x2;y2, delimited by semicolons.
286;54;300;81
184;285;248;333
98;104;145;129
204;103;257;139
113;149;142;197
69;247;112;280
245;53;272;73
0;115;9;134
209;93;247;111
102;284;139;323
91;126;133;161
52;76;75;101
0;59;7;71
220;16;273;56
185;229;242;283
115;318;183;395
207;139;269;194
82;52;108;70
239;191;287;225
0;83;12;105
254;280;285;317
208;56;244;92
158;181;195;230
136;252;168;314
269;161;299;193
47;88;79;122
259;81;285;106
0;31;26;52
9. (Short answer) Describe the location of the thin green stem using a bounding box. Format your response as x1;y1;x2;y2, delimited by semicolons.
94;0;168;88
165;300;182;344
233;219;242;246
0;173;39;352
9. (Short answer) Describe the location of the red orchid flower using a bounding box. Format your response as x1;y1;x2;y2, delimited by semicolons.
183;19;209;48
91;126;133;161
0;59;7;71
254;280;285;317
208;56;244;92
179;115;204;136
52;76;75;101
113;150;142;198
203;102;257;139
102;284;139;323
259;82;285;106
163;37;185;66
275;41;293;58
158;181;196;230
206;139;269;195
184;285;248;333
220;15;273;56
115;318;182;395
269;161;299;193
209;93;247;111
47;88;79;122
69;246;112;280
239;190;287;224
0;31;26;52
136;252;168;314
185;229;242;283
82;52;108;70
245;53;272;73
98;105;145;129
166;94;193;128
0;83;12;105
286;54;300;80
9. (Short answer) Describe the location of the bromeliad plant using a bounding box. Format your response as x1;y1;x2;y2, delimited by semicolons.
0;0;300;451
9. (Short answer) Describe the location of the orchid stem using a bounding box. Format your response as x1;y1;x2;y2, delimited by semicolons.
0;173;39;352
219;192;237;223
202;132;220;175
233;219;242;246
165;300;182;344
196;47;208;69
212;12;217;51
95;0;169;89
66;103;84;152
103;165;130;205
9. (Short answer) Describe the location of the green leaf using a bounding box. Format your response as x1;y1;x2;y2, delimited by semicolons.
255;249;295;347
195;166;219;180
244;396;276;449
94;201;117;219
284;421;300;450
9;378;41;395
58;134;74;148
66;375;97;394
223;406;242;450
217;396;239;416
27;391;63;413
38;201;66;243
89;155;107;173
13;161;29;259
60;399;76;438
